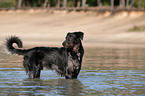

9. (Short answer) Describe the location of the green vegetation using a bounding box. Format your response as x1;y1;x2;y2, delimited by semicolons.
128;25;145;32
0;0;15;8
0;0;145;8
134;0;145;8
86;0;119;6
67;0;74;7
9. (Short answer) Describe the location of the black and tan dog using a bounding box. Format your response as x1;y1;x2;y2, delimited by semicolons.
5;32;84;79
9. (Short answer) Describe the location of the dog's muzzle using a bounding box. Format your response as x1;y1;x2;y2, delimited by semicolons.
62;41;73;48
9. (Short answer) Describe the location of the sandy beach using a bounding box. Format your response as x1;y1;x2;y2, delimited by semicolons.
0;9;145;48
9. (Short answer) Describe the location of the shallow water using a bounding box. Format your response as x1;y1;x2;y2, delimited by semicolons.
0;46;145;95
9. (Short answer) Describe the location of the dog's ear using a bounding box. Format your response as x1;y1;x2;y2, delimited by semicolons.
74;32;84;40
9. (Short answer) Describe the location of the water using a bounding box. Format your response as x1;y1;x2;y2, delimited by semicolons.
0;46;145;95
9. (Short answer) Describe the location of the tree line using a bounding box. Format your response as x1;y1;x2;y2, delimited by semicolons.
0;0;145;9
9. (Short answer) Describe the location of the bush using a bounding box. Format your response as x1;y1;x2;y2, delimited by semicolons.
134;0;145;8
0;0;15;8
128;25;145;32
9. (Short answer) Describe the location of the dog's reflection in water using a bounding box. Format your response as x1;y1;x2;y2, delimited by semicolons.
23;78;84;95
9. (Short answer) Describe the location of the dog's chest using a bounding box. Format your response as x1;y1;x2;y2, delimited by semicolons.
67;53;80;71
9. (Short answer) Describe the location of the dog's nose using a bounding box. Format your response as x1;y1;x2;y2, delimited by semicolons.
62;42;65;46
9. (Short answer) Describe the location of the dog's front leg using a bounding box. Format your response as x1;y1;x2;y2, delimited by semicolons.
65;66;73;79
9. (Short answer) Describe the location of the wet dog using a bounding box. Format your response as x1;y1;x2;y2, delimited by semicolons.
5;32;84;79
62;32;84;78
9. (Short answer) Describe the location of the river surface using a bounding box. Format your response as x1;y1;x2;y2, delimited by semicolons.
0;46;145;96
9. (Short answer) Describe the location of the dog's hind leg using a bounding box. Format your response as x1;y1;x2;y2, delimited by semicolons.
23;51;44;78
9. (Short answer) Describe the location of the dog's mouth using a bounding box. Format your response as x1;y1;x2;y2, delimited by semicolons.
65;43;74;48
62;41;74;48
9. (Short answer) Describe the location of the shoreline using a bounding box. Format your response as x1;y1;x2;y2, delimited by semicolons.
0;10;145;48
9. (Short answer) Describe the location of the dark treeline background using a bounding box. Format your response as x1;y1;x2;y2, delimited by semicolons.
0;0;145;9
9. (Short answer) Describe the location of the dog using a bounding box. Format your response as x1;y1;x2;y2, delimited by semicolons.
62;32;84;78
5;32;84;79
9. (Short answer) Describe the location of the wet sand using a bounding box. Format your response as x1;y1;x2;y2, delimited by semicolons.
0;9;145;48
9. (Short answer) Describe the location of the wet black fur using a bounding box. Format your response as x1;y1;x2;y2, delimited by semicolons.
5;32;84;79
62;32;84;78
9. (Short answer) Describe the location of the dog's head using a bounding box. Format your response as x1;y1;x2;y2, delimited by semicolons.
62;31;84;52
23;52;44;79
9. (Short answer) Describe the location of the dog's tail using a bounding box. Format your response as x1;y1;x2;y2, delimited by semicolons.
5;36;28;55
